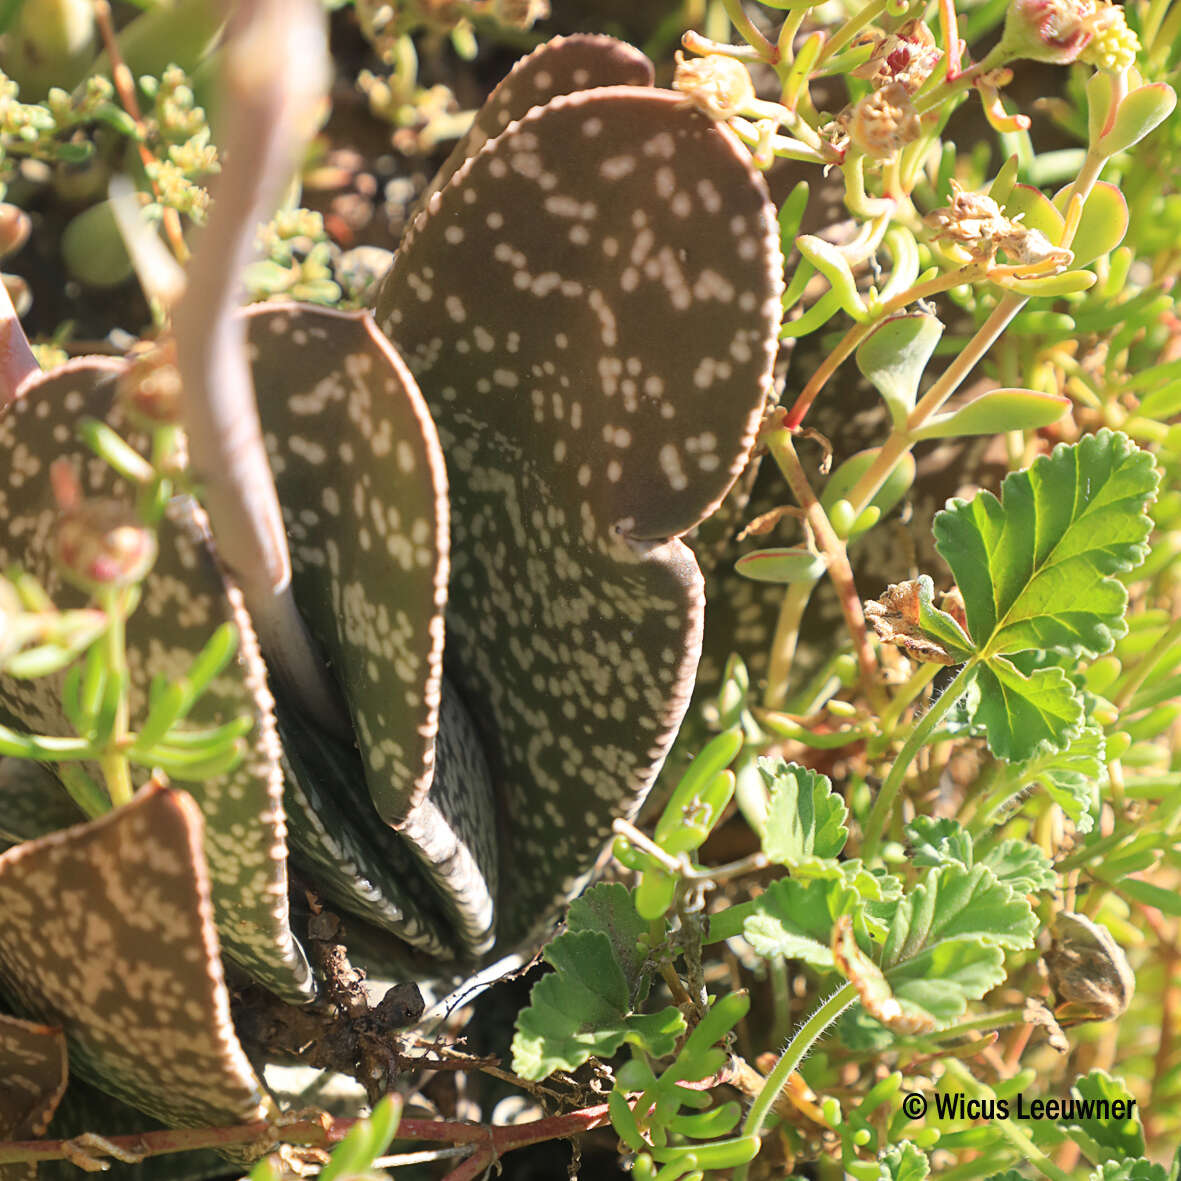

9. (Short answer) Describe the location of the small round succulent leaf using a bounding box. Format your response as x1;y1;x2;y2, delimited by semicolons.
380;86;784;542
0;783;272;1128
0;1014;68;1140
1051;180;1128;268
243;304;449;828
0;361;313;1003
416;34;654;217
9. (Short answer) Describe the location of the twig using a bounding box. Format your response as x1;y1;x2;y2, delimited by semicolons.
763;423;883;708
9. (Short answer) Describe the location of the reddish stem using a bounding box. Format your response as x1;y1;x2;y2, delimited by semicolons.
937;0;963;79
439;1105;612;1181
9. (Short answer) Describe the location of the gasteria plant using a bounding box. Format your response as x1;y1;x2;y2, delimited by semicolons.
0;0;1178;1177
0;0;785;1163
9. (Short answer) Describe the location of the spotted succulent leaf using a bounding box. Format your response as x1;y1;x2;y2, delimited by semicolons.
378;83;782;949
245;304;448;827
0;782;272;1129
0;360;313;1002
0;1014;68;1139
417;33;654;213
0;1015;67;1181
244;304;498;958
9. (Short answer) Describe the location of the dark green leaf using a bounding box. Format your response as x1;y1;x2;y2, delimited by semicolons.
974;658;1085;761
567;883;651;1000
511;929;685;1078
933;431;1158;659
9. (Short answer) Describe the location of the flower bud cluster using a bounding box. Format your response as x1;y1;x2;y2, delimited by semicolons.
847;81;921;158
853;20;943;94
673;52;757;121
54;499;157;594
118;342;183;429
1000;0;1139;69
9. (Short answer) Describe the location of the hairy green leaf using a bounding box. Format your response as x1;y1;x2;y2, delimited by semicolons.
880;865;1036;1024
1061;1071;1144;1162
978;842;1057;895
907;817;974;868
567;883;652;1001
906;818;1055;894
1015;722;1105;832
1091;1161;1168;1181
759;759;848;864
511;929;684;1079
876;1142;930;1181
741;877;843;967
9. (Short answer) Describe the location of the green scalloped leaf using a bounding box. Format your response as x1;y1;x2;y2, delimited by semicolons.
741;877;842;967
1014;721;1105;832
1091;1161;1168;1181
933;431;1159;660
881;864;1036;1025
855;312;943;428
567;882;651;1001
913;388;1069;441
877;1143;930;1181
1061;1070;1145;1162
906;816;975;868
758;758;848;864
974;658;1084;761
510;929;684;1079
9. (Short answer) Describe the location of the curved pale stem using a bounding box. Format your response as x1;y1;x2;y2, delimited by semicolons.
171;0;348;735
0;275;38;410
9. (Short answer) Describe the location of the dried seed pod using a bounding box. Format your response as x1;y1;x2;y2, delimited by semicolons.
1045;911;1135;1025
